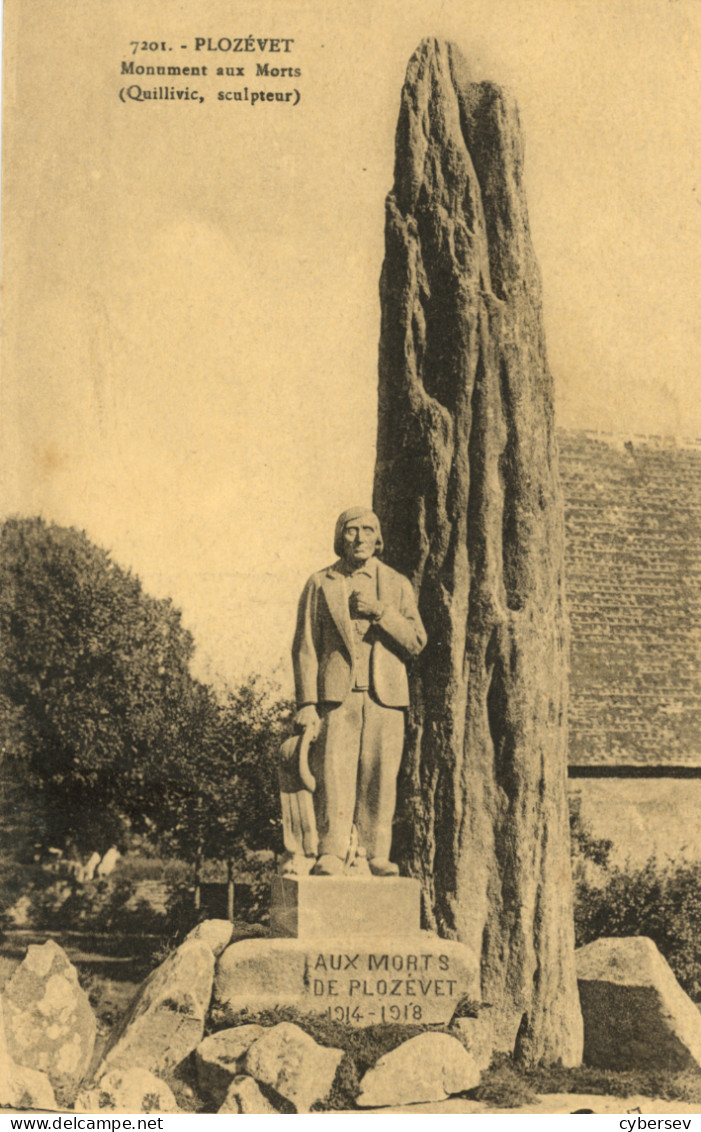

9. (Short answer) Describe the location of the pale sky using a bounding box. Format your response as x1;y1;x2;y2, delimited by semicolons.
2;0;700;693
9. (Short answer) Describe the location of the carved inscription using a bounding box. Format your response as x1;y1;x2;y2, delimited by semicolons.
307;951;462;1025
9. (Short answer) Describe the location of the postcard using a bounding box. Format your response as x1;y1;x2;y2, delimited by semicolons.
2;0;700;1119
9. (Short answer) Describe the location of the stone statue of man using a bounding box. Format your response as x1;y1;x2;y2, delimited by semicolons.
292;506;426;877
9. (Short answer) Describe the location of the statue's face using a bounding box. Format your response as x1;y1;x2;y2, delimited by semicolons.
341;519;378;567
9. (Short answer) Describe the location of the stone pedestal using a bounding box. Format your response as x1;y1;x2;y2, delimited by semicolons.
270;875;420;939
213;877;479;1028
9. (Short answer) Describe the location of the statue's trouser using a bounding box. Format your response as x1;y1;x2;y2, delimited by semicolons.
311;691;405;861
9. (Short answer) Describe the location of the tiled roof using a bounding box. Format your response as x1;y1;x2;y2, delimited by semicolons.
559;430;701;767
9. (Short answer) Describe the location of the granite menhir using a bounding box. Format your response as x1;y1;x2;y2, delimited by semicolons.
373;38;582;1066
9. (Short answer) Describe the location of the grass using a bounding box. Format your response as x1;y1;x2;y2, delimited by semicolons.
468;1057;539;1107
523;1061;701;1107
78;968;145;1033
465;1055;701;1110
108;854;191;886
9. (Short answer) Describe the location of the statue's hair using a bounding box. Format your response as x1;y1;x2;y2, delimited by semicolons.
333;507;383;557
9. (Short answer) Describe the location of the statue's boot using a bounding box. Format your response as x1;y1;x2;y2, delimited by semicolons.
280;853;315;876
368;857;399;877
311;854;345;876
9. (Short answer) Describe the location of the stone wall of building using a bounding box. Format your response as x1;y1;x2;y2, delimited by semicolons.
558;430;701;768
569;778;701;866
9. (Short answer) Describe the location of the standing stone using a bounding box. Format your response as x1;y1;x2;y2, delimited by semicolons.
373;38;582;1065
3;940;96;1103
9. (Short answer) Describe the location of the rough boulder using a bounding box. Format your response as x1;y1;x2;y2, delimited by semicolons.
96;939;214;1077
243;1022;343;1113
577;936;701;1072
75;1068;179;1114
0;994;57;1111
194;1024;265;1105
3;940;96;1103
356;1031;481;1107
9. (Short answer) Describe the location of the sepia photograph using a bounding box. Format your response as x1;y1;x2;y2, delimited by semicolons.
1;0;700;1119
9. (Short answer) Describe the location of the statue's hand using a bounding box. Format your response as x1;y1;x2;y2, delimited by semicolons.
294;704;320;740
350;593;385;621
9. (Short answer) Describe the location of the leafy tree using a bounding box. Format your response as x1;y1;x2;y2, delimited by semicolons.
0;514;295;925
0;516;200;852
569;795;613;869
159;674;291;919
215;676;290;854
156;681;219;909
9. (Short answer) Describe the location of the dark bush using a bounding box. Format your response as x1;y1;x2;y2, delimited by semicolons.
574;856;701;1002
568;794;701;1002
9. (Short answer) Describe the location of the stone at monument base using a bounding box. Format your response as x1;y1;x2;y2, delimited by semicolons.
355;1032;481;1107
270;875;420;938
576;936;701;1072
213;933;479;1029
